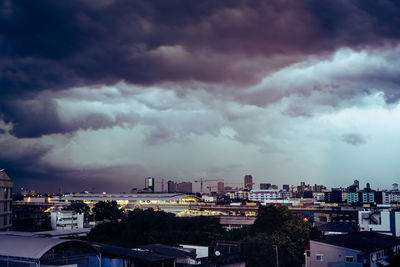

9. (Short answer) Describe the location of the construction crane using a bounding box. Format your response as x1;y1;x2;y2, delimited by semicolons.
206;184;217;193
193;178;224;194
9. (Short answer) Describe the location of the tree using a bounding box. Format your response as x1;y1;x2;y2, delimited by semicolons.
86;208;225;247
242;205;313;267
64;201;91;220
92;201;122;221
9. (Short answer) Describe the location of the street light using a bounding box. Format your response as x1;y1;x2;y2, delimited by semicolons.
272;245;279;267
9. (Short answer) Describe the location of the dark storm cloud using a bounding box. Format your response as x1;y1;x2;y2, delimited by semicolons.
341;133;367;146
1;96;138;138
1;0;400;138
1;0;400;93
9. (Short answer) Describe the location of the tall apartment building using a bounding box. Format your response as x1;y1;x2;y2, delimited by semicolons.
0;169;13;231
177;182;192;193
167;180;177;193
217;182;225;194
244;175;253;190
145;177;155;193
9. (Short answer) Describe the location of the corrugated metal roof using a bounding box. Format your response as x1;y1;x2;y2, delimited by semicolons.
0;235;93;259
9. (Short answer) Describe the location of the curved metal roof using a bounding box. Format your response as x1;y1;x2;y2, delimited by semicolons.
0;234;96;260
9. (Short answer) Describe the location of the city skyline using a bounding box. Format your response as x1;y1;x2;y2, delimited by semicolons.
1;1;400;192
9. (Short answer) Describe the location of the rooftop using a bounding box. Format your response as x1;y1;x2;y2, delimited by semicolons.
0;234;95;259
140;244;196;258
314;232;400;253
317;222;358;233
91;243;174;262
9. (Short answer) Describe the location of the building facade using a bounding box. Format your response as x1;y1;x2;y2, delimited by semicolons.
244;175;253;190
248;190;290;202
0;169;13;231
306;232;400;267
145;177;155;193
50;210;84;230
359;210;400;237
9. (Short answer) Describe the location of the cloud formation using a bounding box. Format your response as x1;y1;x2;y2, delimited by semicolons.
1;0;400;191
341;133;367;146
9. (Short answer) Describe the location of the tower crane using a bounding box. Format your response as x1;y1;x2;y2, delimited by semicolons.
206;184;217;193
193;178;224;194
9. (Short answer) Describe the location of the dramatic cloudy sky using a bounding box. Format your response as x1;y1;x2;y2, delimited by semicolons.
1;0;400;193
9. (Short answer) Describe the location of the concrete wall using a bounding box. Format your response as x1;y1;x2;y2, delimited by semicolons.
359;210;400;237
309;241;362;267
51;211;84;230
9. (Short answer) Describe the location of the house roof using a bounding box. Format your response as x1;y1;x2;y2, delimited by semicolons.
91;243;173;262
140;244;196;258
314;232;400;253
317;222;358;233
0;235;95;260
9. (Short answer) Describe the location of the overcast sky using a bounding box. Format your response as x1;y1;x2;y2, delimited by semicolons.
1;0;400;193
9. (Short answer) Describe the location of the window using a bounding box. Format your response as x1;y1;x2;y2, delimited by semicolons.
316;254;324;261
345;256;353;263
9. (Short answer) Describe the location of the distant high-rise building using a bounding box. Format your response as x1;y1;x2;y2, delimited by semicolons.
260;183;270;190
366;182;371;189
217;182;225;194
325;189;342;203
145;177;155;193
353;179;360;190
167;180;177;193
177;182;192;193
0;169;13;231
282;184;290;191
393;183;399;191
244;175;253;190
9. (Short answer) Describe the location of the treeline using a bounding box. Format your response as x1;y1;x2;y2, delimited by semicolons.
80;202;319;266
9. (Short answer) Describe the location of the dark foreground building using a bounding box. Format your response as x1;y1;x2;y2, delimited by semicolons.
306;232;400;266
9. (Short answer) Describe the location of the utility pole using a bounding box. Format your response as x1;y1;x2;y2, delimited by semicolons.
272;245;279;267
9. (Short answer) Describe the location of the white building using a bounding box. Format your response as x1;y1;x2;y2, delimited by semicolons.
0;169;13;231
50;210;84;230
359;209;400;237
383;191;400;204
248;189;289;202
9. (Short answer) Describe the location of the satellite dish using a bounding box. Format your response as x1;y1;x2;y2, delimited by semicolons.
215;251;220;256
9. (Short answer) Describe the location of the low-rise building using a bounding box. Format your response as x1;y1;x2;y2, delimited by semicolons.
0;234;100;266
359;209;400;237
383;191;400;204
306;232;400;267
0;169;13;231
248;189;289;202
50;210;84;230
